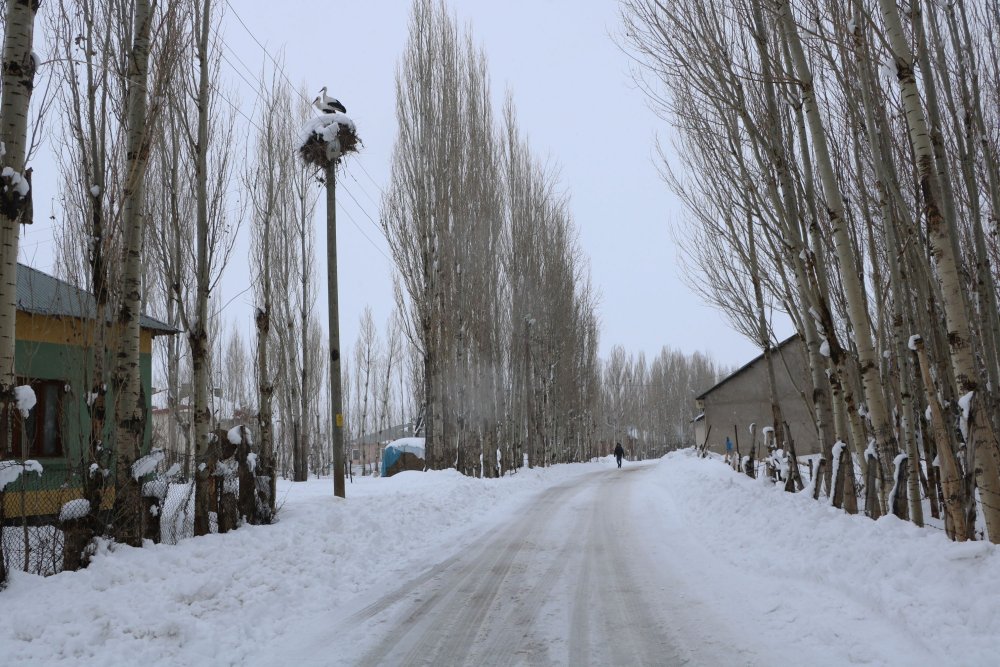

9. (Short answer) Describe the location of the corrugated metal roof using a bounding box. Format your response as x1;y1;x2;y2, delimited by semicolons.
16;263;178;334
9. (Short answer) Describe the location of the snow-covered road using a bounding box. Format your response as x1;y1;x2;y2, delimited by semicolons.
5;452;999;666
278;465;685;666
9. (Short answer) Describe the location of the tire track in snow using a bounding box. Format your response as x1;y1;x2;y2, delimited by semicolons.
355;476;593;666
308;465;687;666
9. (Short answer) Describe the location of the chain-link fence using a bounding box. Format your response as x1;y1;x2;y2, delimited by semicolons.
2;451;269;579
1;461;85;577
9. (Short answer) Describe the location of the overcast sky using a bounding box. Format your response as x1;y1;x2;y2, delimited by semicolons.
20;0;788;370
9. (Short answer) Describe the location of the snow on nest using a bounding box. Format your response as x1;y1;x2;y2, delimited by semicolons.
298;112;359;166
227;425;252;445
2;166;30;197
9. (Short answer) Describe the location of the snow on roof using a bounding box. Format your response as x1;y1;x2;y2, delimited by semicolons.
384;437;425;456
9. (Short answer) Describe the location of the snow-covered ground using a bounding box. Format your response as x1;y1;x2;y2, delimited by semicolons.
3;451;998;666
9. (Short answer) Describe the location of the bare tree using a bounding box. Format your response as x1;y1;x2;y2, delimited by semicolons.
0;0;41;587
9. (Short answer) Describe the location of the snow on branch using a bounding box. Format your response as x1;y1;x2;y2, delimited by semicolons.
14;385;36;417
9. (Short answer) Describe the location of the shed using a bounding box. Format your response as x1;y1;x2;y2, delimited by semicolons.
1;263;176;518
694;334;821;457
380;437;425;477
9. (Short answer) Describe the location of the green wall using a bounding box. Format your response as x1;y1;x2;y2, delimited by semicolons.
7;338;154;496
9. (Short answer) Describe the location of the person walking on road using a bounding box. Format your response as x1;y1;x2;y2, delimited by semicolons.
614;442;625;468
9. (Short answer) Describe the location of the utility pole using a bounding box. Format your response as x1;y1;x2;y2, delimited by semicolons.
326;162;346;498
298;98;357;499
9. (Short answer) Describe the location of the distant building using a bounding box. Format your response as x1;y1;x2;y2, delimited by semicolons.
352;421;417;471
1;264;176;518
694;334;821;458
151;388;254;476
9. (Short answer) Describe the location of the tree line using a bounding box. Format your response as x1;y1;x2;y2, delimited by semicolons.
0;0;726;584
623;0;1000;541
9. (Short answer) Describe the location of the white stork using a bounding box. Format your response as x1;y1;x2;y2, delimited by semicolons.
313;87;347;114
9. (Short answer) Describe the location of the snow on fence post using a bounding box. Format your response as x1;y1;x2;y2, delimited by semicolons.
235;424;257;524
60;498;94;571
214;429;239;533
864;441;883;520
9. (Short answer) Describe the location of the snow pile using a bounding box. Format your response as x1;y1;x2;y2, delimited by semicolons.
0;459;43;491
59;498;91;522
131;448;165;480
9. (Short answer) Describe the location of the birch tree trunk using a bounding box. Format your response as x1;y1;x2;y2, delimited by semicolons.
852;22;923;526
0;0;40;588
190;0;214;536
913;337;967;539
0;0;40;431
112;0;154;547
876;0;1000;540
777;0;898;509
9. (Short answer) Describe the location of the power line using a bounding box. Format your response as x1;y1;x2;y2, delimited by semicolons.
216;2;391;256
347;168;381;210
337;203;392;264
221;0;387;205
224;0;302;102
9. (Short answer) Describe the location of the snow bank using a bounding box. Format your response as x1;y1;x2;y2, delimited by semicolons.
4;453;997;666
0;463;597;665
636;450;1000;665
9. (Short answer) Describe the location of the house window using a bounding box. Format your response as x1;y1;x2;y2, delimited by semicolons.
7;379;64;459
351;448;360;461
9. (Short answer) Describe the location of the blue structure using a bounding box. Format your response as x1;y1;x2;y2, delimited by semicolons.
380;438;425;477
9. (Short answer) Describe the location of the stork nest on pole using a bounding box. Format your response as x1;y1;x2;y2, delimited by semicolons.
298;114;360;170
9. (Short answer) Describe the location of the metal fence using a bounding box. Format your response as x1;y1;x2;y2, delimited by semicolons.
1;461;80;576
1;461;202;578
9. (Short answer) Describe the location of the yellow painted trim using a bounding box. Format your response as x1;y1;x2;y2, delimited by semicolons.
1;486;114;518
15;312;155;353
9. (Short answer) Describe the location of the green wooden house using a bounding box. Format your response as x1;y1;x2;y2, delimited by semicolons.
1;264;176;519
